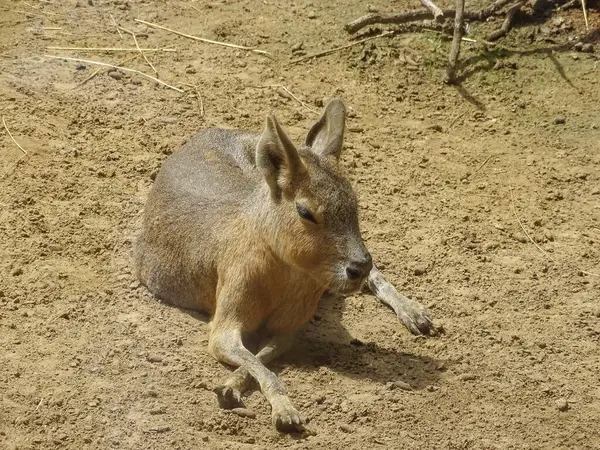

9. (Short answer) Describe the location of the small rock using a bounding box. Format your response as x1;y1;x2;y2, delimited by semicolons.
150;406;166;415
483;242;499;251
553;117;566;125
146;354;163;363
511;232;527;243
231;407;256;419
339;424;353;433
391;381;413;391
456;373;477;381
291;42;303;52
149;425;170;433
413;266;427;276
307;11;317;19
350;338;363;346
367;4;379;12
311;394;325;404
555;398;569;412
581;43;594;53
185;66;197;74
108;70;123;81
11;267;23;276
574;41;584;51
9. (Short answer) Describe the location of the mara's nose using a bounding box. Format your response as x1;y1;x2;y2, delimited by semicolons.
345;253;373;280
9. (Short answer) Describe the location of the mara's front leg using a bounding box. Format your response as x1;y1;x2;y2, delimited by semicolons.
367;264;434;335
209;322;302;433
214;333;295;410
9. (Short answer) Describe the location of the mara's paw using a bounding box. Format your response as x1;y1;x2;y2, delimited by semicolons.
397;299;435;336
213;385;244;410
271;398;304;433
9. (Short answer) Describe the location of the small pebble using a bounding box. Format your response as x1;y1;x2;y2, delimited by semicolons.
413;266;427;276
311;394;325;404
307;11;317;19
456;373;477;381
108;70;123;81
581;43;594;53
555;398;569;412
231;407;256;419
11;267;23;276
350;338;363;346
553;117;566;125
291;42;303;52
339;424;353;433
392;381;413;391
511;232;527;243
146;354;163;363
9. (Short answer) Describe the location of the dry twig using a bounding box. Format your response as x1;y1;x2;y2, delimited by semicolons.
181;83;205;117
487;2;523;41
420;0;445;21
47;46;175;52
345;0;515;34
581;0;589;29
2;116;29;178
266;85;317;114
110;13;123;39
118;25;159;75
289;30;395;65
45;55;184;92
447;0;465;83
76;54;141;87
134;18;272;57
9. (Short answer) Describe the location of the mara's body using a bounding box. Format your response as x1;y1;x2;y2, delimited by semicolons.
136;129;330;333
135;99;433;433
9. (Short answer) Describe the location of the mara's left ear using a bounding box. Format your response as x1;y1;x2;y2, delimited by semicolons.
256;114;306;200
305;98;346;161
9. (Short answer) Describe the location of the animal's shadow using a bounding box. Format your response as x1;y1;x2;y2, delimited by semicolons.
281;293;443;390
178;291;444;391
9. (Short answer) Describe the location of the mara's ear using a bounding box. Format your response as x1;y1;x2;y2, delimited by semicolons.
305;98;346;161
256;115;306;200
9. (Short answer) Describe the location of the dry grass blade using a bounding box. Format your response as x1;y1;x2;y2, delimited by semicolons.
2;116;29;178
45;55;184;92
581;0;589;28
47;46;176;52
110;13;123;39
76;54;141;87
289;31;395;65
266;85;317;114
118;25;159;75
134;18;272;57
181;83;205;117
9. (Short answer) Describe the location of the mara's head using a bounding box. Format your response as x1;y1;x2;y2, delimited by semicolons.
255;98;372;295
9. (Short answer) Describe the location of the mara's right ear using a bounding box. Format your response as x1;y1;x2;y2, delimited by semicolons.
256;115;306;200
305;98;346;161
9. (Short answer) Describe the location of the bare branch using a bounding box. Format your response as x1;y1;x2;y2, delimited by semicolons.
487;2;523;41
447;0;466;84
420;0;445;21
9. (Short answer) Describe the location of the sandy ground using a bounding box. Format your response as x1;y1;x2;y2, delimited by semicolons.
1;0;600;449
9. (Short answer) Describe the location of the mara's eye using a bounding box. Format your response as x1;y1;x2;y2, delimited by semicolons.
296;204;317;223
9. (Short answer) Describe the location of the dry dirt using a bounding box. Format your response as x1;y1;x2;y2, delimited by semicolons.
1;0;600;449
